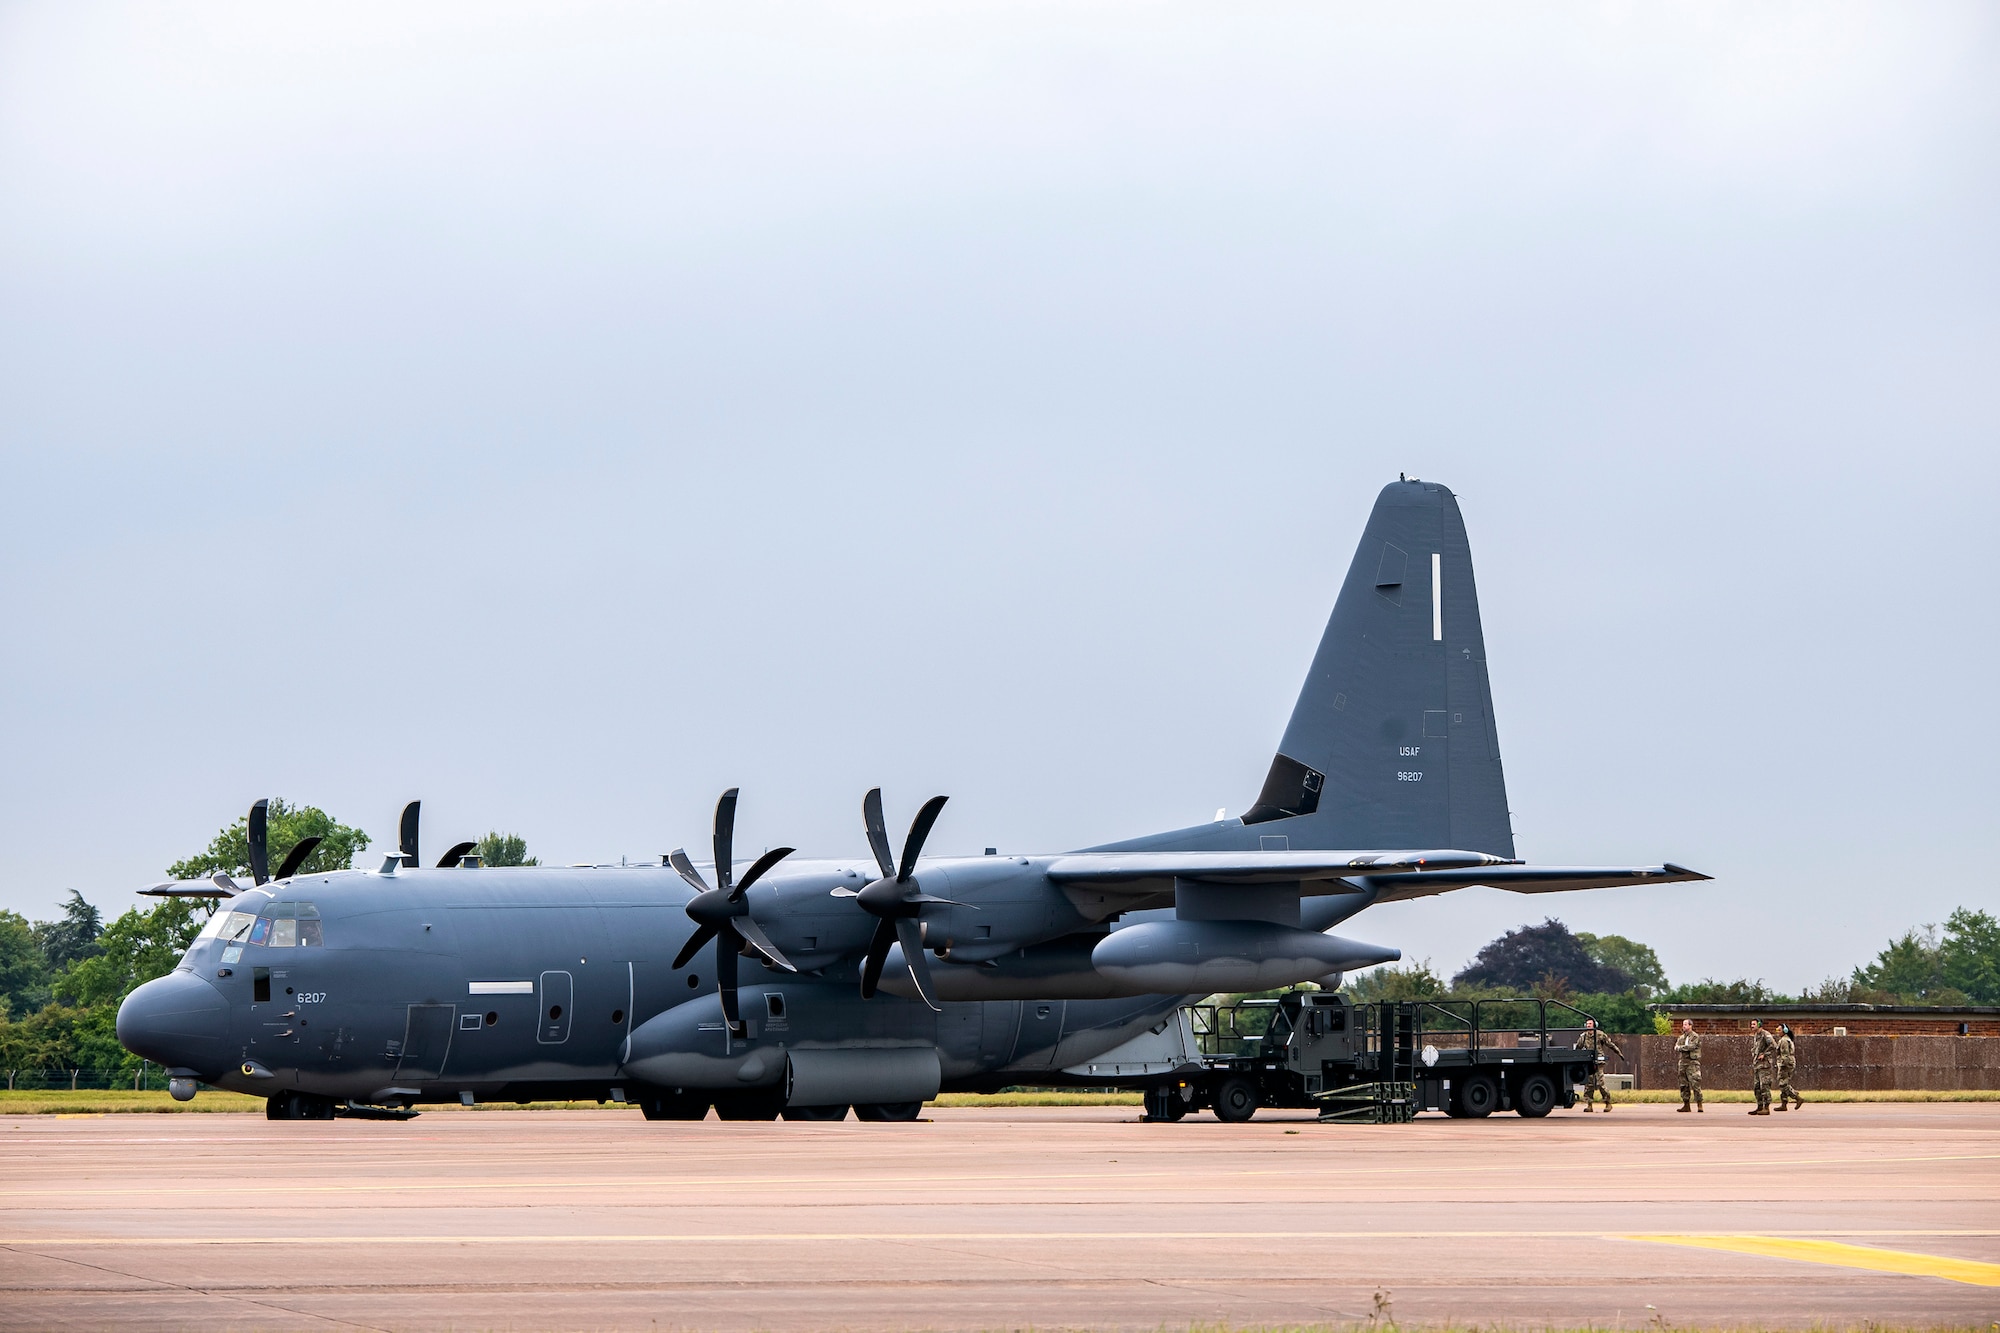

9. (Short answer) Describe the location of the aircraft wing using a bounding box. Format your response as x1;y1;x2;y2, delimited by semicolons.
1044;849;1516;893
1361;863;1711;903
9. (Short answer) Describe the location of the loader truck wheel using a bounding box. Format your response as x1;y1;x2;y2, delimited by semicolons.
1458;1074;1498;1118
1514;1072;1557;1118
1212;1076;1260;1123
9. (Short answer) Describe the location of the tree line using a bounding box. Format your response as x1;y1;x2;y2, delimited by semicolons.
1342;910;2000;1032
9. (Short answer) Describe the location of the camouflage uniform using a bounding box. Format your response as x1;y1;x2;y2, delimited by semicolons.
1674;1028;1703;1112
1775;1031;1801;1110
1750;1024;1779;1115
1572;1025;1626;1111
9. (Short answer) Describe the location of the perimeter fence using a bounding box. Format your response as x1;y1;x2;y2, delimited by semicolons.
4;1065;174;1091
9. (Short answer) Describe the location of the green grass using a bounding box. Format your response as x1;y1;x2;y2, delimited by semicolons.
0;1088;268;1114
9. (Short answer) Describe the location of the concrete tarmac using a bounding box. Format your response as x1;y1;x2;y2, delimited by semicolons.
2;1101;1996;1331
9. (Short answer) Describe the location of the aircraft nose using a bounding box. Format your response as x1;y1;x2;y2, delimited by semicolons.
117;970;231;1075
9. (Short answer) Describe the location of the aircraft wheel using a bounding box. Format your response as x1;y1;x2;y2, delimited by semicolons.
713;1090;785;1121
1143;1086;1188;1122
639;1093;710;1121
781;1104;851;1121
265;1092;336;1120
854;1101;924;1121
1458;1075;1498;1119
1212;1077;1259;1123
1514;1072;1557;1118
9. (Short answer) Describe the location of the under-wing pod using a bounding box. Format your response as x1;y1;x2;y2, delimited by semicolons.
1090;921;1399;993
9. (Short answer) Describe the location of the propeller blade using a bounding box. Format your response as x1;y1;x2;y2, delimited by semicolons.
906;892;968;907
716;936;740;1029
673;922;719;971
895;917;940;1011
859;917;897;999
209;871;242;895
862;788;896;881
897;795;948;883
248;799;270;886
399;800;421;868
829;886;862;898
712;788;738;895
436;840;477;869
733;916;797;973
274;835;323;880
667;848;712;895
734;846;795;899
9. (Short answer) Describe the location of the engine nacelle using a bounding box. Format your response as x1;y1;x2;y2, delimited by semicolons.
1090;920;1398;993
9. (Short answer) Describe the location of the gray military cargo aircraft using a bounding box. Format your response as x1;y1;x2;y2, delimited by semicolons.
118;478;1706;1122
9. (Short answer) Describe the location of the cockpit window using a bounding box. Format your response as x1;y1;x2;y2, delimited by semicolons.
251;903;321;948
213;912;257;945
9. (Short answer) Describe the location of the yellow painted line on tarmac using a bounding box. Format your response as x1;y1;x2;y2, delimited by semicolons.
1623;1234;2000;1287
5;1229;2000;1249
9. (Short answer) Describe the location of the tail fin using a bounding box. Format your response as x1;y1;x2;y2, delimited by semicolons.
1099;478;1514;857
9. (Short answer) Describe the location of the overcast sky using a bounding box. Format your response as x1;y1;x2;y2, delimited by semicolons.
2;2;1995;992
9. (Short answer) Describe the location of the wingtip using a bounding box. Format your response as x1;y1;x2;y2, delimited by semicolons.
1663;863;1713;881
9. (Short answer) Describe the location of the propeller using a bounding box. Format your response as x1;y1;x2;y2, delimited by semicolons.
274;836;323;880
667;788;797;1032
436;841;477;869
399;800;421;868
248;799;270;885
834;788;958;1010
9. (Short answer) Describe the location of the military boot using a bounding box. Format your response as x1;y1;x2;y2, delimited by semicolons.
1695;1093;1704;1113
1773;1100;1787;1112
1677;1093;1691;1113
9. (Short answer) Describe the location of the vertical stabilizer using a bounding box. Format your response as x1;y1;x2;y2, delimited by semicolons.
1098;478;1513;857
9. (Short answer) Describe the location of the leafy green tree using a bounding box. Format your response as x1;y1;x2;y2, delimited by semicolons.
1575;931;1668;994
32;891;102;970
1560;991;1654;1033
477;832;537;867
1344;960;1448;1003
53;900;202;1009
167;799;370;881
1939;908;2000;1004
1453;918;1631;994
1657;977;1784;1004
0;910;52;1019
1853;927;1945;1001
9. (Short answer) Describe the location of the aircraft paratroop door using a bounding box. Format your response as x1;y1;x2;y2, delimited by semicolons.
538;971;573;1044
397;1004;456;1081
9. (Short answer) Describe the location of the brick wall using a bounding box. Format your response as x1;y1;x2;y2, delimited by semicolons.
1630;1033;2000;1091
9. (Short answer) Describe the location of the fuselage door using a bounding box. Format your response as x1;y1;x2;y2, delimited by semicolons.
397;1003;456;1081
538;971;573;1045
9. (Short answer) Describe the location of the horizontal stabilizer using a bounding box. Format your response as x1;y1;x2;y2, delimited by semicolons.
1045;848;1516;891
1362;862;1711;904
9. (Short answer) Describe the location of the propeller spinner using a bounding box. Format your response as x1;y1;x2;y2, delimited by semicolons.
835;788;958;1010
668;788;797;1033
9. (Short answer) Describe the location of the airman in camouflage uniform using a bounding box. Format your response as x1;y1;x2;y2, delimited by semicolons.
1674;1018;1703;1112
1572;1018;1625;1111
1749;1019;1779;1115
1774;1024;1802;1110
